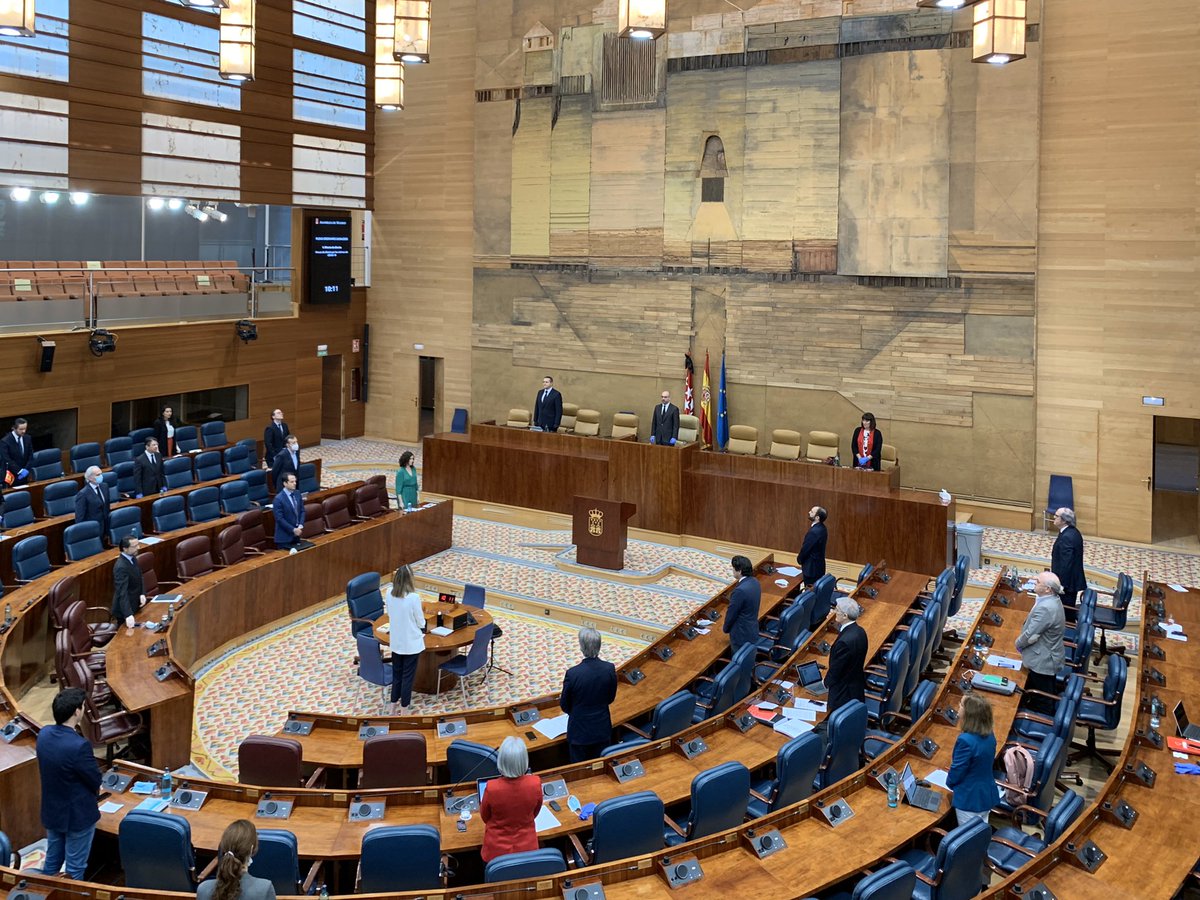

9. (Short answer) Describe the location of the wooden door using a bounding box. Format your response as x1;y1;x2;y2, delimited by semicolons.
393;352;421;442
1096;411;1153;542
320;355;343;440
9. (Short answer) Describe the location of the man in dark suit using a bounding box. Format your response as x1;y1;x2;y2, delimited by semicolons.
723;555;761;653
826;598;868;713
0;417;33;486
271;435;301;492
273;472;304;548
133;437;166;497
649;390;680;445
111;535;147;628
559;627;618;762
1050;507;1086;609
532;376;562;432
73;466;110;542
36;687;102;879
797;506;828;587
263;408;290;466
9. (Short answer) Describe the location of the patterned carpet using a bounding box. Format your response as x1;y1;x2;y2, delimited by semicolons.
189;436;1190;779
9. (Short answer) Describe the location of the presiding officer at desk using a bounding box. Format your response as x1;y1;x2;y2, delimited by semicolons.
112;535;147;628
533;375;562;432
560;627;618;762
724;555;761;653
134;437;166;497
480;737;542;864
273;472;304;549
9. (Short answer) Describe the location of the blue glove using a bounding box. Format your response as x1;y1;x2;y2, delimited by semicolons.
16;468;27;480
1175;762;1200;776
648;437;656;444
135;493;143;499
669;437;676;446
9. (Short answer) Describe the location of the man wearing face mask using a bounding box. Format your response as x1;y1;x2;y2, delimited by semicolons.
271;434;302;493
797;506;828;588
73;465;111;545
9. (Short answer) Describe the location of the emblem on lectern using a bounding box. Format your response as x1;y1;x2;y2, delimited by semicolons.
588;508;604;536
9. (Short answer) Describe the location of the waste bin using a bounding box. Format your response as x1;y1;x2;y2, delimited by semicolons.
956;522;984;570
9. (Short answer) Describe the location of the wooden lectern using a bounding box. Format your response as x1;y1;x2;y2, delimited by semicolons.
572;495;636;570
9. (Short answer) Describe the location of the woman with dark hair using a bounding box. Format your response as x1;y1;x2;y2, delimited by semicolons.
196;819;275;900
851;412;883;471
395;450;419;510
722;555;761;653
152;404;181;457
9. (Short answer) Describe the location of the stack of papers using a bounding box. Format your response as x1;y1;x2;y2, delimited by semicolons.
696;618;714;627
1164;622;1188;642
534;805;560;833
986;654;1022;671
774;717;814;738
776;566;801;577
532;714;569;739
134;797;169;812
429;626;453;636
779;706;818;723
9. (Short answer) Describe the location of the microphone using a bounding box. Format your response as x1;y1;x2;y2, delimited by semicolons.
442;749;500;814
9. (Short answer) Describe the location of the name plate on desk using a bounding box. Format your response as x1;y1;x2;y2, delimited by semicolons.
282;717;314;736
348;798;386;821
437;718;467;738
170;788;208;811
256;795;294;819
358;723;390;739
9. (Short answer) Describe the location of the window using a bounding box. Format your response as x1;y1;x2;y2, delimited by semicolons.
0;0;68;81
294;0;366;52
143;12;242;110
112;386;250;438
293;49;367;130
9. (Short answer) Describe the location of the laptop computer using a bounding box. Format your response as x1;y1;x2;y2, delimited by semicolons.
1174;701;1200;741
796;660;827;696
900;763;941;812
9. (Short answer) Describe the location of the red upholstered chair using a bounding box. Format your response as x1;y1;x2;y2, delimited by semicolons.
358;732;430;789
322;493;353;531
351;483;384;519
71;660;144;762
59;630;113;708
238;736;325;788
301;502;325;540
64;601;108;677
49;574;118;646
137;550;183;599
216;524;261;566
176;536;220;582
366;474;390;510
237;508;270;552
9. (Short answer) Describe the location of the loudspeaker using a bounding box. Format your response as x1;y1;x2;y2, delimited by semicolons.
153;662;175;682
358;723;389;739
1123;760;1156;787
562;883;606;900
1134;727;1163;749
814;797;855;826
170;788;208;811
1;717;29;743
1014;884;1057;899
443;792;480;815
624;668;645;685
541;778;568;800
256;794;294;819
743;828;787;859
610;759;645;783
512;707;541;726
909;736;939;759
9;883;49;900
282;716;313;736
348;797;386;821
1144;642;1165;660
659;857;703;889
37;338;55;373
653;645;674;661
437;718;467;738
679;626;699;641
729;711;755;733
1144;666;1166;686
102;770;133;793
676;735;708;759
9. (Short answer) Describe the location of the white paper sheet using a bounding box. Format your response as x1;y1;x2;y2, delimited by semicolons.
429;626;452;636
779;706;817;723
1169;584;1187;593
986;654;1022;671
532;714;570;740
923;769;950;789
773;716;814;738
791;698;827;714
696;619;714;627
694;627;710;635
534;804;561;833
99;801;123;814
776;566;801;577
139;536;163;545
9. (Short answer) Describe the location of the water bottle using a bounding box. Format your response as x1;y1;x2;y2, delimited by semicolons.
1150;696;1162;731
167;602;175;623
160;766;173;799
3;604;10;625
318;885;329;900
886;771;898;808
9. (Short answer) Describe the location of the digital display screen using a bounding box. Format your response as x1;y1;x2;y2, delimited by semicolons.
306;212;352;304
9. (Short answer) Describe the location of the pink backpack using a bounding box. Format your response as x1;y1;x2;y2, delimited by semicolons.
1002;744;1034;805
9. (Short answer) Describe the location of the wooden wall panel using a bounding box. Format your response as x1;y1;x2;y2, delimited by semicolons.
510;100;553;261
589;109;666;266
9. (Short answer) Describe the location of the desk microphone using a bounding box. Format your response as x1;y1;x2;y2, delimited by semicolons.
442;749;500;813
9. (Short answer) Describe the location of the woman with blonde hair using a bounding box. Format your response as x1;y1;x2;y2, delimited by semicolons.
196;819;275;900
387;564;427;713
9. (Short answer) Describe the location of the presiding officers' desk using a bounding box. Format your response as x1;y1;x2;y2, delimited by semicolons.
424;423;951;575
375;600;494;693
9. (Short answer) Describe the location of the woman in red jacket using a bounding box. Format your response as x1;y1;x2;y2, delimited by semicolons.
479;736;543;862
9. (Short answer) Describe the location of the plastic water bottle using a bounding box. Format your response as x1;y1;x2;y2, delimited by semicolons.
3;604;10;625
160;766;173;799
318;886;329;900
886;772;898;808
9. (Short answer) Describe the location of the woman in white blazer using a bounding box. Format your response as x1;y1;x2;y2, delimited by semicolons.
387;564;427;713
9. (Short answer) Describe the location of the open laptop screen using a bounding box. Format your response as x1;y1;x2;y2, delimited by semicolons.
1174;700;1191;737
900;763;917;796
797;661;823;686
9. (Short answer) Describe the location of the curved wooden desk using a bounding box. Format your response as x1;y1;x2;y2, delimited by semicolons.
373;600;495;693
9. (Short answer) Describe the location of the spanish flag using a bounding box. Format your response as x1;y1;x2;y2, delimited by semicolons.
699;351;713;447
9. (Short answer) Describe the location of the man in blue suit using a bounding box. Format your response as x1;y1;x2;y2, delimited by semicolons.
36;687;102;879
273;471;304;548
271;434;301;493
73;466;111;544
532;375;562;432
723;555;761;653
560;627;618;762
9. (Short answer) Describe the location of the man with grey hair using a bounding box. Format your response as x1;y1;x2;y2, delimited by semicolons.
826;597;867;713
560;626;618;762
1016;571;1066;714
73;464;110;543
1050;507;1085;610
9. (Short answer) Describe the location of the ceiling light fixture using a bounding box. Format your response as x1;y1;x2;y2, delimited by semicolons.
9;187;31;202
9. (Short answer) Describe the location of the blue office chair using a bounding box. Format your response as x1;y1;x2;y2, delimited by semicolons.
897;816;992;900
200;420;227;448
359;824;443;893
101;470;120;504
463;583;486;608
297;462;319;493
223;444;251;475
863;638;909;727
42;479;76;517
69;442;102;474
996;735;1067;820
174;425;200;453
12;535;53;582
0;828;16;868
825;860;918;900
756;599;808;659
220;479;251;514
1069;653;1127;773
30;447;64;481
622;689;697;743
899;613;928;701
569;790;665;867
108;505;144;545
1092;572;1132;659
104;436;134;466
664;761;749;845
118;808;198;892
1010;673;1083;752
1043;474;1074;529
163;456;193;490
809;573;836;630
691;657;741;723
601;736;649;757
236;437;258;468
355;633;394;702
451;407;469;434
346;572;384;637
193;450;223;483
129;427;154;446
437;623;494;700
151;495;187;532
1;491;35;528
484;848;567;883
446;739;500;783
187;486;221;523
63;521;104;562
747;730;823;817
114;460;137;497
863;680;937;760
249;829;321;895
987;789;1084;876
814;700;868;790
241;469;270;506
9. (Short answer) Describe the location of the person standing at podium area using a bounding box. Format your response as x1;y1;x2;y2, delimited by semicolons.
649;390;679;445
724;555;761;653
560;627;618;762
1015;571;1066;715
797;506;828;588
532;375;562;432
1050;507;1086;609
851;411;883;471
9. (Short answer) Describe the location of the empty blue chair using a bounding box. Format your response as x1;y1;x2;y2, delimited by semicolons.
200;420;227;447
109;505;144;545
437;623;493;700
163;456;193;489
484;848;567;883
863;680;937;760
223;444;251;475
1069;653;1127;772
900;613;928;701
101;470;120;504
692;658;741;724
12;535;52;582
114;460;137;497
346;572;384;637
220;479;251;514
104;436;134;466
236;437;258;468
30;447;64;481
1043;474;1074;529
809;573;836;630
1;491;35;528
249;829;317;896
355;632;394;702
814;700;867;790
129;427;154;446
446;739;499;783
359;824;442;893
756;598;808;656
69;442;102;474
174;425;200;453
1093;572;1132;659
118;808;198;892
623;689;697;743
664;761;750;845
897;816;992;900
296;461;319;493
43;479;77;517
187;486;221;523
242;469;269;506
576;790;664;865
64;521;104;562
152;495;187;532
463;583;486;608
827;860;917;900
193;450;223;482
863;636;910;726
987;789;1084;876
747;730;823;817
451;407;469;434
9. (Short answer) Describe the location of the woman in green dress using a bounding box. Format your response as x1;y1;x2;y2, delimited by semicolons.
395;450;419;510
